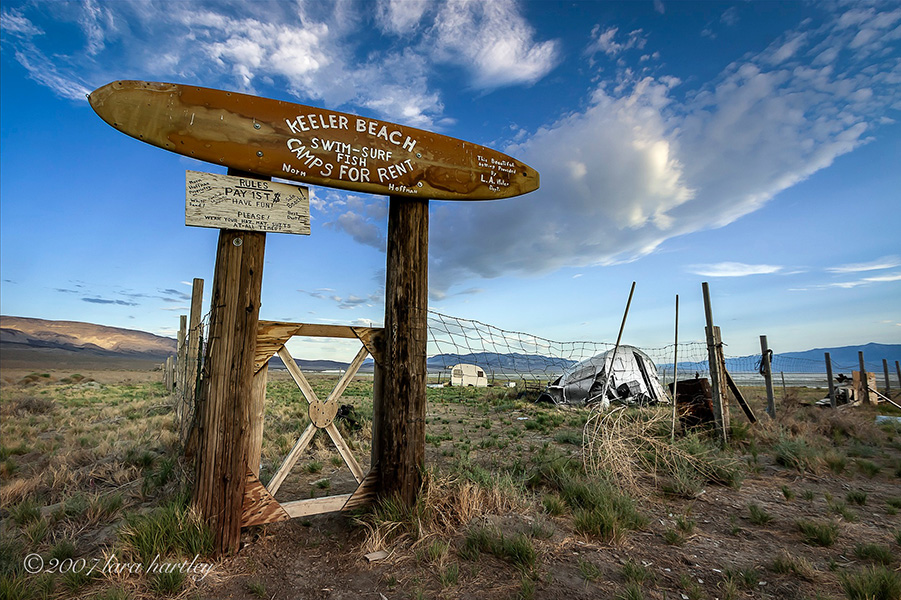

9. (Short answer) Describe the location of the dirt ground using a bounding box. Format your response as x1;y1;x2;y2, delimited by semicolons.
1;367;900;600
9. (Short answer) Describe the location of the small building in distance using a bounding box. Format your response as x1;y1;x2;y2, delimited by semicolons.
450;363;488;387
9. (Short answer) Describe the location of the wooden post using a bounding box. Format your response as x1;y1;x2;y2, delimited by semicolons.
166;355;175;392
186;279;204;401
780;372;787;398
701;282;728;444
896;361;901;391
374;196;429;507
825;352;836;408
713;326;730;425
176;315;187;392
192;169;267;556
670;294;679;441
858;351;870;404
883;359;891;397
759;335;775;417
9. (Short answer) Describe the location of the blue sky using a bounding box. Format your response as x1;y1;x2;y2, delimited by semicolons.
1;0;899;361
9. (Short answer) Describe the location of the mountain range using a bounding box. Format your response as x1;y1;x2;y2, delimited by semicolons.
1;316;897;375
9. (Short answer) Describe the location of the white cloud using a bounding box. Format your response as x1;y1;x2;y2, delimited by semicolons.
826;272;901;289
586;26;647;57
827;255;901;273
686;262;783;277
429;4;899;291
430;0;560;88
376;0;429;34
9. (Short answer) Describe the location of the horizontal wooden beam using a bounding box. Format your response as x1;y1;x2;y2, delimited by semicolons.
254;321;382;373
281;495;352;518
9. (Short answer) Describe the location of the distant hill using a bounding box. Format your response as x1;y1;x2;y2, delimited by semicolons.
1;315;176;370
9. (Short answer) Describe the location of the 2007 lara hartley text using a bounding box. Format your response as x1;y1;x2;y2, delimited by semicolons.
23;552;215;581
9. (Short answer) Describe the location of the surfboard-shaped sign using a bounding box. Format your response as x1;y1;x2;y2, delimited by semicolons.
88;81;539;201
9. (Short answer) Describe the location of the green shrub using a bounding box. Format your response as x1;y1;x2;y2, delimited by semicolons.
748;503;773;525
797;519;839;547
853;543;894;565
840;566;901;600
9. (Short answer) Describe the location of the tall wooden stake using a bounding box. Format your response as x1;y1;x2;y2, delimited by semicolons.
883;359;892;397
702;282;728;444
759;335;775;417
858;351;870;404
193;169;267;556
375;196;429;507
671;294;679;441
825;352;836;409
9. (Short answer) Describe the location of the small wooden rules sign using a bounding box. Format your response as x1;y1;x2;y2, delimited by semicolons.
185;171;310;235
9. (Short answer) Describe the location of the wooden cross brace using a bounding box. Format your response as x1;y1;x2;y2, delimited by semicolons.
266;344;367;496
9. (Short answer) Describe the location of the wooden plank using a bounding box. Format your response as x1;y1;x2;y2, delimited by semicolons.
241;469;290;527
186;170;310;235
267;422;317;496
254;321;382;373
342;467;379;512
325;345;370;404
325;423;365;483
281;495;353;519
89;81;539;201
724;369;757;424
277;346;322;404
191;224;266;556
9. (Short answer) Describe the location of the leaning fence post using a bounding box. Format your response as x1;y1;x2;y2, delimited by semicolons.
883;359;892;397
896;361;901;392
702;282;728;445
858;351;870;404
759;335;775;417
825;352;836;409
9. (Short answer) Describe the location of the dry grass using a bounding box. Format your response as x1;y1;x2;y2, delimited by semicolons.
582;406;739;496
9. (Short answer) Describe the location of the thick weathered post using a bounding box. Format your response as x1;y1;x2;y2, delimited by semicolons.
858;351;870;404
375;196;429;506
883;359;892;397
701;282;728;444
193;168;267;556
759;335;775;417
825;352;836;409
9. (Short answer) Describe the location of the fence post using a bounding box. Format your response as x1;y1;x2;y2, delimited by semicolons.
759;335;775;417
176;315;187;392
702;282;728;444
896;361;901;391
186;279;204;401
858;351;870;404
825;352;836;408
883;359;892;397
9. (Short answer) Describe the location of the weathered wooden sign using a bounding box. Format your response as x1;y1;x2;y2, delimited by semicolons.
185;171;310;235
89;80;539;201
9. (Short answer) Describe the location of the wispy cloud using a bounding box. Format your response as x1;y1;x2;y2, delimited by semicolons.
686;262;783;278
82;297;138;306
826;272;901;289
826;255;901;273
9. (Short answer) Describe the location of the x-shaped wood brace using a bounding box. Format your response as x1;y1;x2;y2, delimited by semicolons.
265;344;368;496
